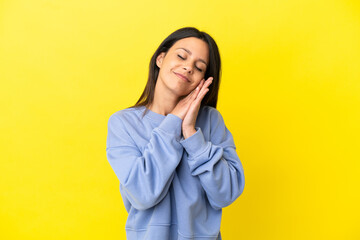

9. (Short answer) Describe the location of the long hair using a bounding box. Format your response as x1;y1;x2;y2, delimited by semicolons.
129;27;221;116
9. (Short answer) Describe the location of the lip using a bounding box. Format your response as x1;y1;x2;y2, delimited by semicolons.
174;72;190;82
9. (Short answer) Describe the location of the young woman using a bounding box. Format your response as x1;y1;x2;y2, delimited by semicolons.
106;27;245;240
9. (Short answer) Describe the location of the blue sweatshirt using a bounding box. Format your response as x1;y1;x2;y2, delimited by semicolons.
106;105;245;240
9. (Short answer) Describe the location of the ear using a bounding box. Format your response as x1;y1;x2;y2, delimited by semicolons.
156;52;165;68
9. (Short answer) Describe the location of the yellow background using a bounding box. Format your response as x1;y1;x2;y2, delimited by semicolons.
1;0;359;239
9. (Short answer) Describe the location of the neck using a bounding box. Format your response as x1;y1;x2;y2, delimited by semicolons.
147;79;180;116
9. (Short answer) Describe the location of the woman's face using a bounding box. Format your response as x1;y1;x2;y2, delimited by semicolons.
156;37;209;97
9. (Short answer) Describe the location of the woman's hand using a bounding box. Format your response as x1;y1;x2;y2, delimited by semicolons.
182;77;213;139
170;85;202;120
170;77;209;118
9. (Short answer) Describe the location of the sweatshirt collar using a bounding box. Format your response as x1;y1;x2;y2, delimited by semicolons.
137;105;166;125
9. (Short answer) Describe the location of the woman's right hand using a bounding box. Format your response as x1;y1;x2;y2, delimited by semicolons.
170;79;205;120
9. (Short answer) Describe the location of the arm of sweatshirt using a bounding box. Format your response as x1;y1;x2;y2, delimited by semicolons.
106;112;183;211
179;108;245;210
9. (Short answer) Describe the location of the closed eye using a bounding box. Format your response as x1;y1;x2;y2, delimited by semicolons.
178;55;203;72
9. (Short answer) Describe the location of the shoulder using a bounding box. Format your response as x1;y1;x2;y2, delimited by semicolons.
197;105;226;135
111;106;140;117
108;106;144;126
199;105;224;124
199;106;233;146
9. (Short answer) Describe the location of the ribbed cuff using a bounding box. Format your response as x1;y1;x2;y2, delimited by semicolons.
157;114;182;139
180;127;209;158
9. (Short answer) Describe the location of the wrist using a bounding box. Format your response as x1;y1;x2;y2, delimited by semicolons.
182;127;196;139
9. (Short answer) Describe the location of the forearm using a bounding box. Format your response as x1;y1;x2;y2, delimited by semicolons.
180;127;245;209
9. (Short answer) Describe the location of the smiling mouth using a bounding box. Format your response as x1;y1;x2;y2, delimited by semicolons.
174;72;190;82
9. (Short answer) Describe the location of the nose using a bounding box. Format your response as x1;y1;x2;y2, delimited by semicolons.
183;64;193;73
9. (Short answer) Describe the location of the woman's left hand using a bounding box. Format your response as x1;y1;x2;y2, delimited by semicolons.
182;77;213;139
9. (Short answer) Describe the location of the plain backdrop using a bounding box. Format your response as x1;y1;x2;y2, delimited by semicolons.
1;0;359;239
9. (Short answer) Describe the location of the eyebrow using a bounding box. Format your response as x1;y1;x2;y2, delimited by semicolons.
176;48;208;66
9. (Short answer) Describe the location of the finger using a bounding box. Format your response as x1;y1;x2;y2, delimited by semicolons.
191;85;202;100
199;77;212;92
195;88;209;101
185;78;207;102
192;88;207;103
201;88;210;98
198;79;212;97
189;81;203;99
204;77;213;87
198;79;205;89
191;86;209;105
194;79;205;95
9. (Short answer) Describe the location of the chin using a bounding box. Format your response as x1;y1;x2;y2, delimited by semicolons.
171;87;191;98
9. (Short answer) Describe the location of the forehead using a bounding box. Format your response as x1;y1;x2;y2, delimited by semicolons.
171;37;209;60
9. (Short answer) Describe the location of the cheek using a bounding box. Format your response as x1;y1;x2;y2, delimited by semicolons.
194;75;205;85
198;71;206;79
